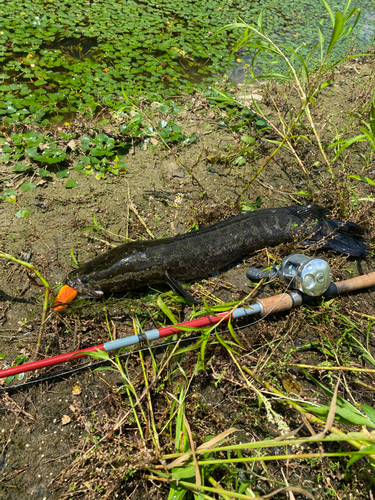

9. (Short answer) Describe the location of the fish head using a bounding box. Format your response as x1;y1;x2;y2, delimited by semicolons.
53;277;104;312
65;276;104;298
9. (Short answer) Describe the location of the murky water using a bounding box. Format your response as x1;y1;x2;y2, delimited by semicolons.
230;0;375;83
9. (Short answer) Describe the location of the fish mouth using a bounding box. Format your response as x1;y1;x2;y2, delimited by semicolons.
53;284;78;311
53;278;104;312
65;277;104;298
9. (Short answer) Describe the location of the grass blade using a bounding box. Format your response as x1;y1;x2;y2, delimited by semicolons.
157;296;178;323
327;12;344;55
321;0;335;26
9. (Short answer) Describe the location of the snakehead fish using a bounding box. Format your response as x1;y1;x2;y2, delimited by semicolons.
54;204;366;310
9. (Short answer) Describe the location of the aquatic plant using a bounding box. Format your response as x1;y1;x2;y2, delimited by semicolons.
0;0;372;125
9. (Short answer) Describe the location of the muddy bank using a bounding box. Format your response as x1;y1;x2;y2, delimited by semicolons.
0;61;375;499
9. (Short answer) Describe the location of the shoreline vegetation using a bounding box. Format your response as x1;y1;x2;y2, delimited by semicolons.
0;1;375;498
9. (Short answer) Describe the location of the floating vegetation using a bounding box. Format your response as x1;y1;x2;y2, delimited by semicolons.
0;0;374;125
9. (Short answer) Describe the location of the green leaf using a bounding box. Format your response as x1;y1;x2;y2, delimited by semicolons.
15;353;27;365
156;296;177;323
199;327;211;365
56;169;69;178
215;331;241;356
20;182;36;192
298;190;311;196
0;153;11;162
311;80;334;98
359;405;375;425
74;162;84;172
348;175;375;186
346;445;375;470
170;466;196;481
159;104;170;113
13;163;32;172
83;349;111;361
302;371;375;427
65;179;79;188
168;466;195;500
5;195;17;204
38;168;50;177
43;154;69;165
167;484;188;500
327;12;344;55
321;0;335;27
370;103;375;138
15;209;30;218
241;134;256;145
255;119;269;130
227;317;241;346
3;190;18;197
334;406;375;428
328;135;367;159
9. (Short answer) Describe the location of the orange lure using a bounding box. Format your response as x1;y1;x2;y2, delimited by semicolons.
53;285;78;311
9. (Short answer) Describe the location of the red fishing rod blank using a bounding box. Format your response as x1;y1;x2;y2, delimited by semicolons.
0;306;259;379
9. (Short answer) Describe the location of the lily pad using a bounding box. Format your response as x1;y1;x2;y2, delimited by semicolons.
15;209;30;218
65;179;79;188
20;182;36;192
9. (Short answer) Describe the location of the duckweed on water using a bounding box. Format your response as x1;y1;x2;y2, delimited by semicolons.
0;0;373;125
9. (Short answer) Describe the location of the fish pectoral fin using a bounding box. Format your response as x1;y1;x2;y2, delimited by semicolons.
165;271;201;305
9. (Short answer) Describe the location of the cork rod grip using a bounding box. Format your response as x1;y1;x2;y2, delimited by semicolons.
256;293;295;316
333;271;375;295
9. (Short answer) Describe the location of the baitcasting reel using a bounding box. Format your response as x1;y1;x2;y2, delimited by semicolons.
247;253;332;297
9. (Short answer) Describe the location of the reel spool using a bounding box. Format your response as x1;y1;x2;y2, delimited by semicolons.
247;253;332;297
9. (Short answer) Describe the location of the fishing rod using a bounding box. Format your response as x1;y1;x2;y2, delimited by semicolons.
1;254;374;380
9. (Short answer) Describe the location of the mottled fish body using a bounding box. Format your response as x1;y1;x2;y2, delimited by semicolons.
63;204;366;300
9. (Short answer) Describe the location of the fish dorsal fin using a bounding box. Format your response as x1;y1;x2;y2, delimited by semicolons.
165;270;201;305
251;204;330;219
190;205;330;233
287;204;329;219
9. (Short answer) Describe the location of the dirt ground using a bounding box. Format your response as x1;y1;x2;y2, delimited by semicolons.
0;60;375;500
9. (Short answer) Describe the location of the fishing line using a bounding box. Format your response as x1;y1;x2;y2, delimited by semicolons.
41;311;54;326
0;331;33;339
0;334;201;391
0;275;297;391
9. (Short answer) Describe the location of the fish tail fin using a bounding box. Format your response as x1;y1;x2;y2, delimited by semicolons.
302;220;367;257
